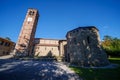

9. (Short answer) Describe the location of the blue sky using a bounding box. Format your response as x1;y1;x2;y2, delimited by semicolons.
0;0;120;42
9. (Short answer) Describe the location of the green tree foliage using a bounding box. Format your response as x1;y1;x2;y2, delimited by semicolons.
102;35;120;57
5;37;11;41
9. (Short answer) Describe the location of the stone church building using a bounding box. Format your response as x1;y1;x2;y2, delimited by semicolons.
34;38;67;57
14;8;67;58
14;8;109;67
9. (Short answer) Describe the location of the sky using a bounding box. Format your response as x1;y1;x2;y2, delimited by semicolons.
0;0;120;42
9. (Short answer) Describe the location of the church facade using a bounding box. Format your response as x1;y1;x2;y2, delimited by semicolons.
34;38;67;57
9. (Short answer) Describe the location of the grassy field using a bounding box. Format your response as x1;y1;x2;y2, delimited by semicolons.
70;57;120;80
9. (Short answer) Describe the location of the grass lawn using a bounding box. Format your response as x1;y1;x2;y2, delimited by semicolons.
70;57;120;80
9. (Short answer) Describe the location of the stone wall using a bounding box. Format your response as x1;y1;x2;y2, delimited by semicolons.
59;40;67;61
34;38;67;61
34;38;60;57
66;26;110;67
59;40;67;57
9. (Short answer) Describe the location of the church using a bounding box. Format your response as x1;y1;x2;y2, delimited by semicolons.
14;8;67;58
14;8;109;67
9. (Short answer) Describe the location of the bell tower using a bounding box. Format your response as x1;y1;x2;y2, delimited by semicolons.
14;8;39;57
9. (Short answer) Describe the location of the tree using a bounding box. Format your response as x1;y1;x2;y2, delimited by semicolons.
102;35;120;57
103;35;113;41
5;37;11;41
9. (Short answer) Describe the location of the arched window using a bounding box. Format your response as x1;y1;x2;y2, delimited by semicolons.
29;11;34;16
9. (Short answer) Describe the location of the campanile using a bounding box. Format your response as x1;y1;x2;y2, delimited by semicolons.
14;8;39;57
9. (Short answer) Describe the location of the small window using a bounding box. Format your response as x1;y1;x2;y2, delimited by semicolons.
7;43;10;47
4;42;8;46
73;38;77;44
8;43;12;46
3;51;5;54
6;52;9;55
0;40;2;44
0;41;4;45
87;36;90;44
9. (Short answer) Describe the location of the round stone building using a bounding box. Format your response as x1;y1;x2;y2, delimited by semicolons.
66;26;110;67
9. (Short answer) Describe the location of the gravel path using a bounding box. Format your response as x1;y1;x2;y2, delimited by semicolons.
0;59;82;80
0;55;13;59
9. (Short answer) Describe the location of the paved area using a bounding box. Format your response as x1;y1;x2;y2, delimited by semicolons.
0;59;82;80
0;55;13;59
